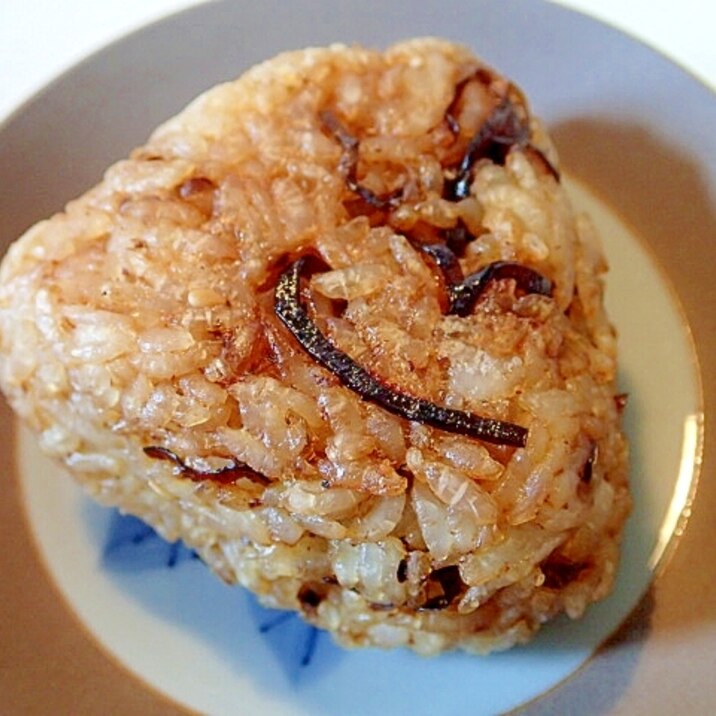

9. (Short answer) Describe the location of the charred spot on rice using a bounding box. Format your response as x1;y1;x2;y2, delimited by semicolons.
420;566;466;610
541;554;592;590
0;38;630;655
297;583;327;614
579;443;598;484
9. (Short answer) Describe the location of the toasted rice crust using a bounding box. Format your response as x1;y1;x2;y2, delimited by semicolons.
0;39;629;654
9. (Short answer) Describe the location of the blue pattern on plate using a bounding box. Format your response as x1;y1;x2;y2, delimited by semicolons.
102;509;322;672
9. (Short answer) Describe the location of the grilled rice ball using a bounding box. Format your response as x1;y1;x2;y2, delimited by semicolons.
0;39;629;654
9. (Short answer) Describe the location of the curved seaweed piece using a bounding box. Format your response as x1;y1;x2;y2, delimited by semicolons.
143;446;270;486
274;255;528;448
319;110;403;210
445;97;530;201
448;259;553;316
417;243;553;316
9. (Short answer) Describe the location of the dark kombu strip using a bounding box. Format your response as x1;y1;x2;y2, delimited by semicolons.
274;255;529;448
143;446;269;486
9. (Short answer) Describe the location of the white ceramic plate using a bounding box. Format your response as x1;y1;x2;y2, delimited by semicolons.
2;1;715;714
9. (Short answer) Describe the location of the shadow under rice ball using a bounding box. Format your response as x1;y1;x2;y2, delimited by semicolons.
0;38;630;655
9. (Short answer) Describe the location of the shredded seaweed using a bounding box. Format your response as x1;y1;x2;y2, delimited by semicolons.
445;97;530;201
143;446;270;485
418;243;466;286
441;73;559;200
274;255;528;447
441;67;497;139
417;244;552;316
319;110;403;210
448;259;553;316
286;83;556;447
541;554;590;590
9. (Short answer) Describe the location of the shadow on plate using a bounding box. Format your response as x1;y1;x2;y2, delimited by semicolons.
523;589;655;715
553;116;716;351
